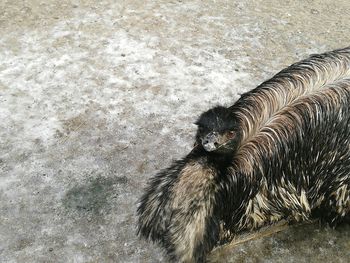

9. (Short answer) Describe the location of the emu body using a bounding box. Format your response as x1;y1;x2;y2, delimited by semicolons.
137;47;350;262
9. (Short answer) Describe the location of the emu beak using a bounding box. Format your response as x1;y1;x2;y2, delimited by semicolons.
202;132;219;152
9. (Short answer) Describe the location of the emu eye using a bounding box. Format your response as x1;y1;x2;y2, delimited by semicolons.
228;131;235;138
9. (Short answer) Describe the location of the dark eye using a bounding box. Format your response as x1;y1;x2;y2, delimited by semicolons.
227;131;235;138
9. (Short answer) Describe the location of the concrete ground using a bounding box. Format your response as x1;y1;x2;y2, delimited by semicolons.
0;0;349;262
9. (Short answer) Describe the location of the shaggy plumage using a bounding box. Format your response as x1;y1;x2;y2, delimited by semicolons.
137;47;350;263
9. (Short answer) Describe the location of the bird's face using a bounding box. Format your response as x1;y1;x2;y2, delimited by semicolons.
197;127;236;152
195;106;241;154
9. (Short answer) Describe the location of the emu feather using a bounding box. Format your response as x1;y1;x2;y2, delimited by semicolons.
137;47;350;263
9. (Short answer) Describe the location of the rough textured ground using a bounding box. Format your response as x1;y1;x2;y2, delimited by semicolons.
0;0;349;262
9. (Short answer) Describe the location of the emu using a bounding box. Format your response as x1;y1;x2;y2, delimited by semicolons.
137;47;350;263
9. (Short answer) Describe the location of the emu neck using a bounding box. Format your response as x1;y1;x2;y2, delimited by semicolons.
208;152;232;168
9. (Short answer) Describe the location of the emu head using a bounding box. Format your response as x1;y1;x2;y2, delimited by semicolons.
195;106;241;154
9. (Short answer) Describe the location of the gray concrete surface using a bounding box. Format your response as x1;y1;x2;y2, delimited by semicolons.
0;0;349;262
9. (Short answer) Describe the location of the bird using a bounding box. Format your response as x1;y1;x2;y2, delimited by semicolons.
137;47;350;263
